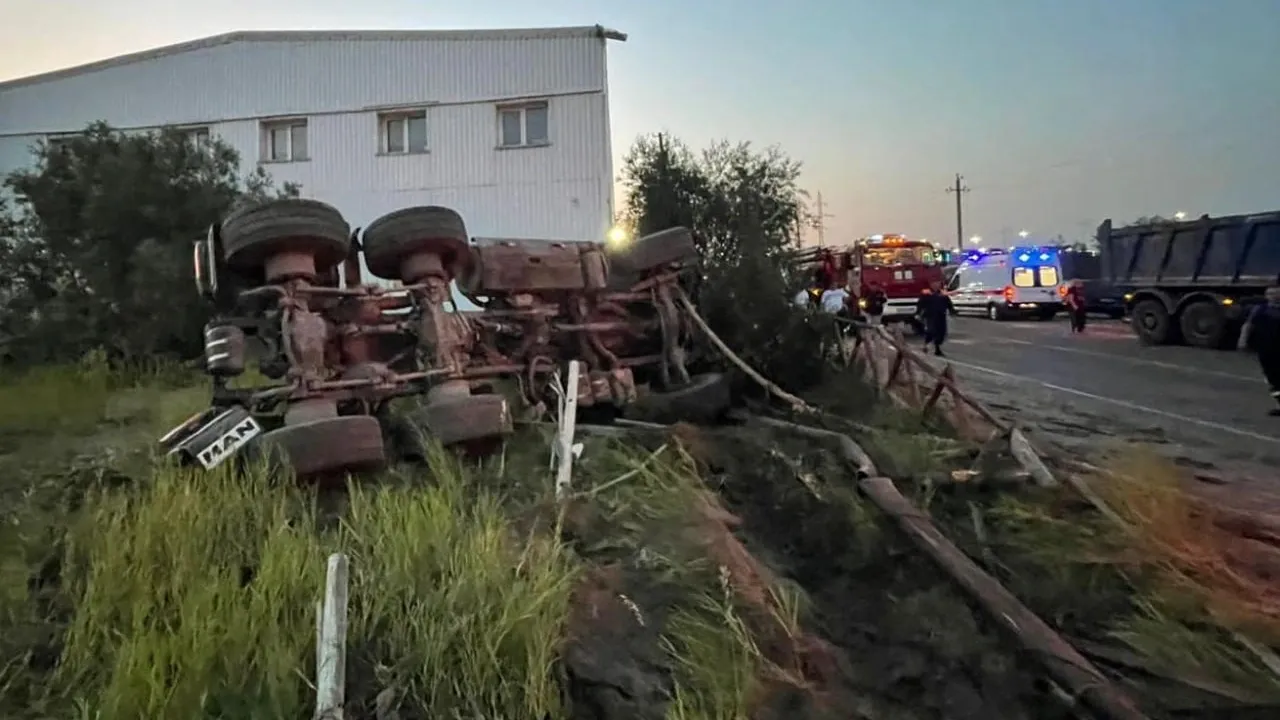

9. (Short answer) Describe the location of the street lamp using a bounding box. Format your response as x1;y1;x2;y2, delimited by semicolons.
1173;211;1187;221
1018;230;1029;239
969;235;983;245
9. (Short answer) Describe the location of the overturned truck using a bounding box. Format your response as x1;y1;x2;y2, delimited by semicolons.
160;199;729;477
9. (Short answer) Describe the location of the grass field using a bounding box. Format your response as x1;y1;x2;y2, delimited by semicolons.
2;356;1278;719
0;360;807;719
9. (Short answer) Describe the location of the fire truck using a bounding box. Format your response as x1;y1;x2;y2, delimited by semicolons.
795;234;945;326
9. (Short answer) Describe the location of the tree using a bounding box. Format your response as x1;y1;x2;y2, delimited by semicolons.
620;133;830;390
0;122;297;366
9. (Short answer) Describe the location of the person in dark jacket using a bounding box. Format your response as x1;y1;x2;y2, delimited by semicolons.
863;282;888;325
1065;279;1087;333
1239;286;1280;416
916;281;957;356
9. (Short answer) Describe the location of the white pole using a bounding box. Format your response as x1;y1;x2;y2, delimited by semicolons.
554;360;581;500
314;553;350;720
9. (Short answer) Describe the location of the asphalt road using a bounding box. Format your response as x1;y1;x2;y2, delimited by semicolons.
915;314;1280;476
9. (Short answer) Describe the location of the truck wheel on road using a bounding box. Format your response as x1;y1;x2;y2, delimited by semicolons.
985;303;1003;321
1130;299;1173;345
1178;300;1228;349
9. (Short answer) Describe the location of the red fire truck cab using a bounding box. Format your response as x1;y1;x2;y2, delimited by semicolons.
796;234;945;325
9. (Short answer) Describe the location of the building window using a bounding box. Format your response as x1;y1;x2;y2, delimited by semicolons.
184;127;211;151
497;102;549;148
46;136;74;154
378;111;428;154
261;119;308;162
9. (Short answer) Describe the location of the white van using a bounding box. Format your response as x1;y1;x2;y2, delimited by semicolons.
946;247;1065;320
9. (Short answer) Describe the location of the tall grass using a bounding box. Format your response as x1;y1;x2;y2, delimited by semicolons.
56;462;323;719
342;443;579;719
0;362;820;719
16;433;580;719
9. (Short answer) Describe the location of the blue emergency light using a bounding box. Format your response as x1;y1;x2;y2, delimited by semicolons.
1010;246;1058;266
963;247;1008;263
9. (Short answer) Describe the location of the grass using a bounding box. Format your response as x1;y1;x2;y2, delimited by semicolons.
0;361;796;720
805;363;1280;705
7;348;1278;718
562;434;800;717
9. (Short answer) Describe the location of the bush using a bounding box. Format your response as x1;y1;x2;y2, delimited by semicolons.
620;134;836;391
0;122;297;368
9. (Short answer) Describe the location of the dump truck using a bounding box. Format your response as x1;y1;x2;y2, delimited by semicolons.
1099;211;1280;349
1055;247;1126;319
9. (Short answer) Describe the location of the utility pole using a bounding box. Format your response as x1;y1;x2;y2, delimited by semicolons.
944;174;970;250
808;191;834;246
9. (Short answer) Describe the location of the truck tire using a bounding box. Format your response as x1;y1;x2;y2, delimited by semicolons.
259;415;386;479
629;372;731;425
362;205;472;282
985;303;1004;321
412;393;513;447
221;199;351;273
1130;299;1173;345
1178;300;1227;349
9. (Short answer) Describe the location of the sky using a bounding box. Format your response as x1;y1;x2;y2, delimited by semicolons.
3;0;1279;248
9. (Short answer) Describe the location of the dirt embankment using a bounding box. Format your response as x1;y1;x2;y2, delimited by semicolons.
552;353;1280;720
554;418;1067;720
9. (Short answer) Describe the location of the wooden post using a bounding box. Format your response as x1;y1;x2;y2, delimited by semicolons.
315;553;350;720
1009;428;1058;487
864;339;881;391
858;477;1148;720
554;360;582;500
886;347;906;388
922;375;948;416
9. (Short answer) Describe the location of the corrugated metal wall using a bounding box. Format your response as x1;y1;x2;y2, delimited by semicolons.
0;32;614;242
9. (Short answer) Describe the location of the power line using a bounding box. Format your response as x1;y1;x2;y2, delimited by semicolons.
944;174;970;251
807;191;834;246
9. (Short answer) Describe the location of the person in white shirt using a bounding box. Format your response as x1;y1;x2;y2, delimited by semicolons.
820;287;849;315
793;289;811;308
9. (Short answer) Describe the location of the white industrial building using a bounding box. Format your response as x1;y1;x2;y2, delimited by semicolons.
0;26;624;243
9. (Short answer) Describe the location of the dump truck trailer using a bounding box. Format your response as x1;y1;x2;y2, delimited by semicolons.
1056;247;1126;319
1098;211;1280;349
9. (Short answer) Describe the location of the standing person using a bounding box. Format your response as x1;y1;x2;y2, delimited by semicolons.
1239;286;1280;416
917;281;958;356
864;281;888;326
817;249;838;291
916;287;933;350
1065;279;1088;333
792;286;811;309
820;284;850;316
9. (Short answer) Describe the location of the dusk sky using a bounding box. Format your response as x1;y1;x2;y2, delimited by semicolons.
3;0;1278;248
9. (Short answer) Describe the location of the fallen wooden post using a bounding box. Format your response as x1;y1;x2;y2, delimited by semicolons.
315;553;350;720
676;287;815;413
858;476;1148;720
750;415;878;478
1009;427;1058;487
